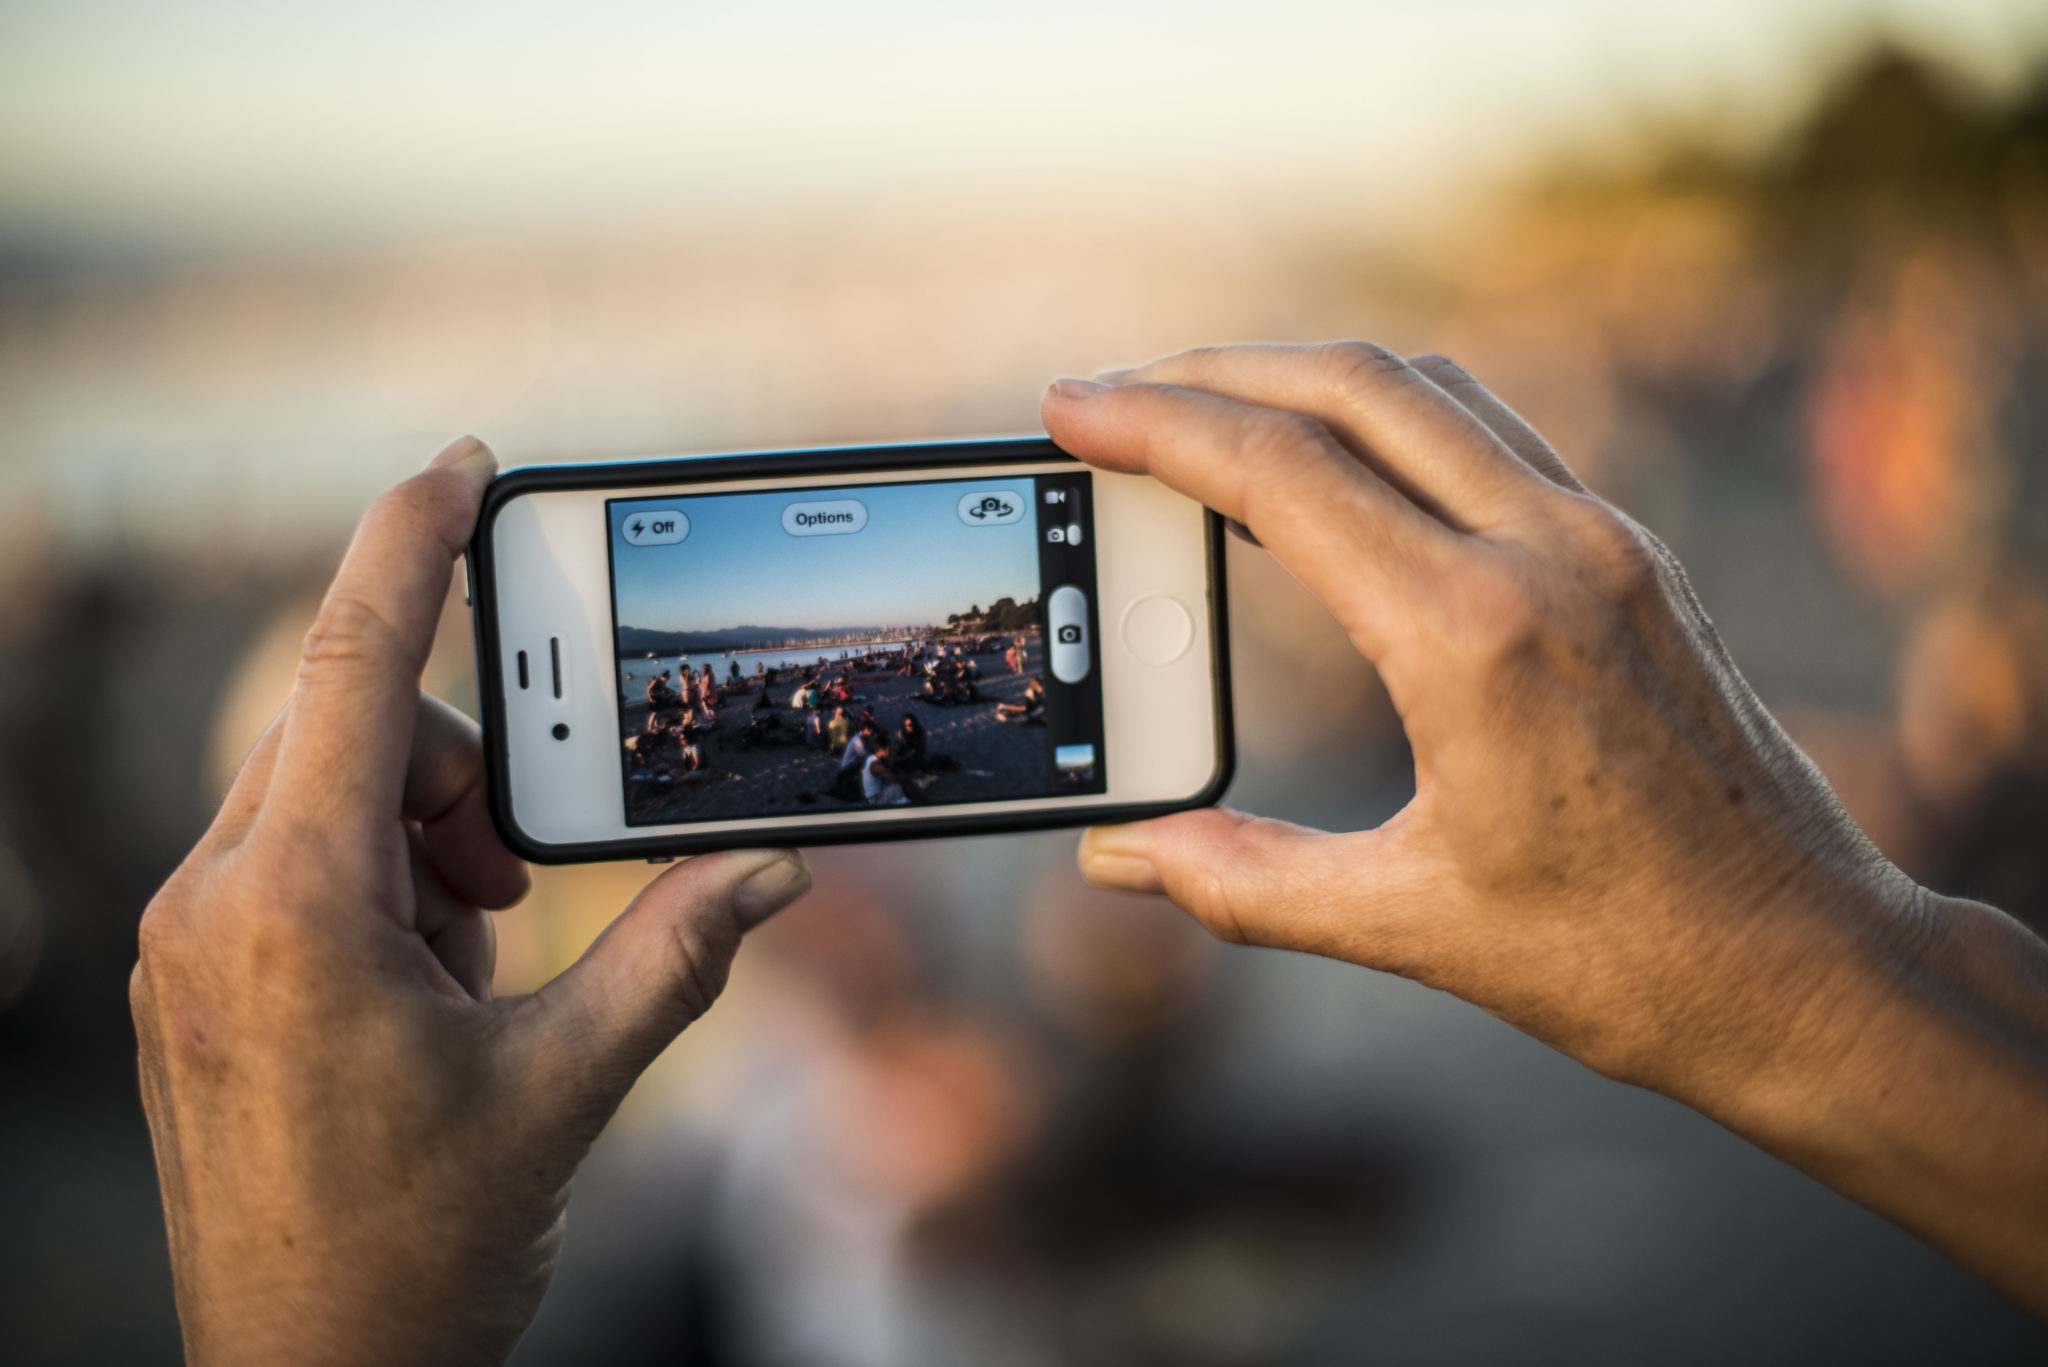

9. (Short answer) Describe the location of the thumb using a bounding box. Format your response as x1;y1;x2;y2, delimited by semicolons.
524;849;810;1112
1079;807;1420;961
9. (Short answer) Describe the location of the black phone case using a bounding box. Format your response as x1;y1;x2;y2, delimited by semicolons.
467;436;1235;863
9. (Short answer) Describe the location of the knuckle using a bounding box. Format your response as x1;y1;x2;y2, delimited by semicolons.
128;958;153;1018
1235;412;1341;521
1315;339;1408;390
1241;409;1333;466
299;590;406;675
1406;351;1462;379
135;905;175;969
662;919;736;1022
1175;343;1231;371
1178;814;1275;947
1180;857;1252;946
1569;503;1661;603
134;874;196;975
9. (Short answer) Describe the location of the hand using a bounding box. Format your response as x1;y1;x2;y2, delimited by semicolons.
131;438;812;1367
1050;344;1890;1086
1043;343;2048;1312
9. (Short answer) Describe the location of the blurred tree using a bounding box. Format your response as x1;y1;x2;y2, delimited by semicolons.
1775;49;2003;208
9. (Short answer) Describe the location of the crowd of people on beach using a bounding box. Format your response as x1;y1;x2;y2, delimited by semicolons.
621;631;1045;810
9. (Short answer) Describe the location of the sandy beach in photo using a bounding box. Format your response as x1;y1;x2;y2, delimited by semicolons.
621;634;1057;824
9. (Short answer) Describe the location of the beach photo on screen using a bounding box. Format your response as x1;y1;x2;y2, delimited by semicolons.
608;477;1093;826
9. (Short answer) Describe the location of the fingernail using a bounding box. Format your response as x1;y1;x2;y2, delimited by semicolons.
1082;854;1165;893
1049;377;1108;400
428;434;491;471
1078;826;1163;893
1093;367;1137;385
733;850;811;930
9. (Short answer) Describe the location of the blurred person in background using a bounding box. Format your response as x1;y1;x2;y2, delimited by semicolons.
886;877;1421;1364
692;885;1033;1366
1787;571;2048;939
1894;575;2048;928
130;343;2048;1366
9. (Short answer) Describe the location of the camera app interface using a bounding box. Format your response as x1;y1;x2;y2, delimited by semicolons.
607;473;1105;826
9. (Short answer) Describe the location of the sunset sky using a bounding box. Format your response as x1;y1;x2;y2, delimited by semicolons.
4;0;2045;557
4;0;2043;256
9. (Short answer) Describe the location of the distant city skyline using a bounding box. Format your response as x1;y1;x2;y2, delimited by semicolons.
610;478;1042;637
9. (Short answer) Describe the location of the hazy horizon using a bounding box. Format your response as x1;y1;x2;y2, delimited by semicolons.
5;1;2043;260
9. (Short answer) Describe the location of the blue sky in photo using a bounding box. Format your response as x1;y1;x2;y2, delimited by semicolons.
610;477;1043;633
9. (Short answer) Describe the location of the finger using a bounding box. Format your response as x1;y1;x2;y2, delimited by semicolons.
1101;342;1558;530
225;691;528;907
409;824;496;1001
209;702;290;846
518;849;811;1115
1079;809;1432;968
405;693;529;911
1043;378;1452;656
1408;354;1589;494
269;437;494;840
1091;369;1263;545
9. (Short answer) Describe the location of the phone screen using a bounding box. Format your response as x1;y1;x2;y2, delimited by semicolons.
606;473;1106;826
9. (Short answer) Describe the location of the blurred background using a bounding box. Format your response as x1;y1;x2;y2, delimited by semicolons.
6;1;2048;1362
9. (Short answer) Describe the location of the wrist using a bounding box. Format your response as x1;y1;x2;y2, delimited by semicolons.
1675;874;2048;1311
1619;850;1932;1128
175;1216;552;1367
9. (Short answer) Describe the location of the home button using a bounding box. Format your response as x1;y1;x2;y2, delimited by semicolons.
1121;594;1194;666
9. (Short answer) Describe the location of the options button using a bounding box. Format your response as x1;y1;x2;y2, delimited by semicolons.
782;499;869;536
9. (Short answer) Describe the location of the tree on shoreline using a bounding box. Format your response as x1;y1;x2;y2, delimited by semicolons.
944;595;1039;634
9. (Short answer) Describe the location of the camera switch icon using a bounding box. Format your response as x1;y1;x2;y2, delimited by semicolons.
957;489;1025;525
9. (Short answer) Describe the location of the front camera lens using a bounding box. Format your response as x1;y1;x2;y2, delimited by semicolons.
551;723;570;741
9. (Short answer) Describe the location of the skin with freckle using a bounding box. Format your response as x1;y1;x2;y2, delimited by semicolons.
132;438;810;1367
1045;343;2048;1318
134;352;2048;1364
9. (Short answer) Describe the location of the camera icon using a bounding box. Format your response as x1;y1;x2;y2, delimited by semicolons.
1056;624;1082;644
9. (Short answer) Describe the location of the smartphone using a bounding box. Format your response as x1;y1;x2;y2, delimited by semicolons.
467;437;1232;862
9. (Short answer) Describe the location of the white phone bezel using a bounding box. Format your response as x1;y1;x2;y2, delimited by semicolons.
485;458;1221;850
